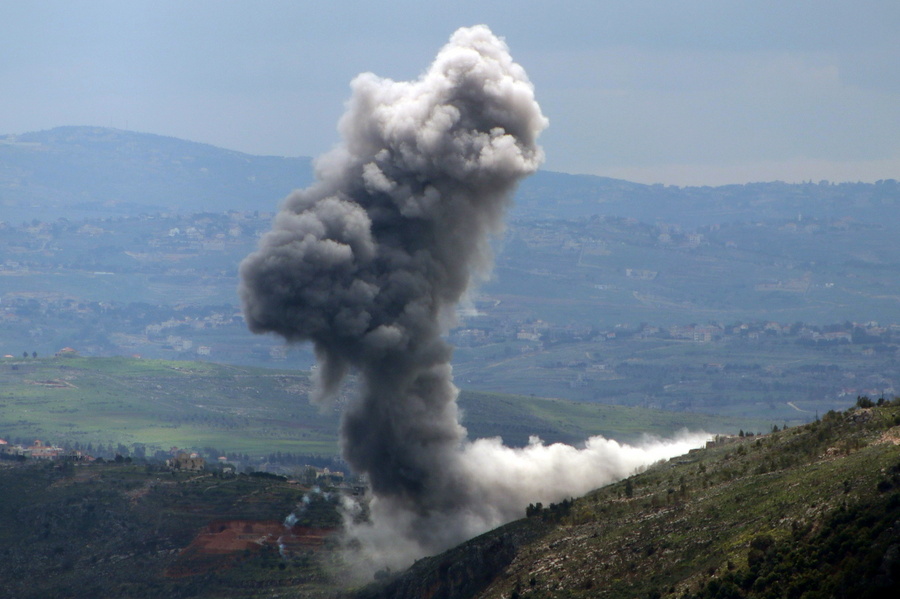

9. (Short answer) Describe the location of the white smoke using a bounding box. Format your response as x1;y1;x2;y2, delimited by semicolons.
341;430;709;573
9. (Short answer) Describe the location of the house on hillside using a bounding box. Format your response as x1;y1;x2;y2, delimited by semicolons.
167;452;205;471
0;441;27;458
29;440;64;459
315;467;345;485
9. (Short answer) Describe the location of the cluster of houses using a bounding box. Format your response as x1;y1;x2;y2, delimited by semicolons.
0;438;91;461
167;451;206;471
0;440;210;470
0;439;352;487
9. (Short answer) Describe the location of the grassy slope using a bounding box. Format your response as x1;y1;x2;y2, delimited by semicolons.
0;356;338;455
363;404;900;599
0;357;769;457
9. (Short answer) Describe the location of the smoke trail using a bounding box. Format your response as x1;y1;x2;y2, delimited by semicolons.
240;24;706;567
342;431;709;572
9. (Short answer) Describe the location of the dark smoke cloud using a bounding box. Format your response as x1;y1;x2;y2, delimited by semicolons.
241;24;545;510
240;25;706;566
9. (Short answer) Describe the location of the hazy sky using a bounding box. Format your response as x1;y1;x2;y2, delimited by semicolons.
2;1;898;186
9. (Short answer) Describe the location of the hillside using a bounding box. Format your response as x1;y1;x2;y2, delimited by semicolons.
359;401;900;599
3;208;899;423
0;126;313;220
0;462;343;599
0;356;763;459
3;399;895;598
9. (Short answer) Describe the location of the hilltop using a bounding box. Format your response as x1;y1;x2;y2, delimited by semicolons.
0;126;313;220
360;401;900;599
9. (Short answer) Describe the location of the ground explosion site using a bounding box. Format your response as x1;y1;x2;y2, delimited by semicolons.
239;25;707;569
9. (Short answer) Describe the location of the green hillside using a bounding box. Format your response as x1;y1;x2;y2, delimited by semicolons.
0;463;341;599
0;356;339;456
0;356;768;457
2;401;897;598
361;402;900;599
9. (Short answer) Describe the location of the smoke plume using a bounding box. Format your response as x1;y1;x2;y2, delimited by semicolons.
240;25;706;567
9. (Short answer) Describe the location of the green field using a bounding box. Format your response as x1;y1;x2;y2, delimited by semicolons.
0;356;770;457
0;356;338;456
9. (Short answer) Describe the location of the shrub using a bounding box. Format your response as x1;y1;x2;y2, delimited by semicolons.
856;396;875;409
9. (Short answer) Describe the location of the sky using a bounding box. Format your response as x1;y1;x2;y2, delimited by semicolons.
2;0;898;186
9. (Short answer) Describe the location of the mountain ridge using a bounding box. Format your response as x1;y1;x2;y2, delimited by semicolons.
3;126;898;228
0;126;313;219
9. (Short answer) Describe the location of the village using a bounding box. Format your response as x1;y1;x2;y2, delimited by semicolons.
0;436;355;490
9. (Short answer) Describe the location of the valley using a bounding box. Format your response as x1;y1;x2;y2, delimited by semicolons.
2;127;899;597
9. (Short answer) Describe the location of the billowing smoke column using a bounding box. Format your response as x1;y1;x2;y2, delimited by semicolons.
240;25;706;565
241;24;545;518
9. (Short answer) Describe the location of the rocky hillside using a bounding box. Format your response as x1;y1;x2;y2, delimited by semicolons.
359;401;900;599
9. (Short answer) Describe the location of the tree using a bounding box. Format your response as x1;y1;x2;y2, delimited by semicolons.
23;351;28;358
32;351;37;358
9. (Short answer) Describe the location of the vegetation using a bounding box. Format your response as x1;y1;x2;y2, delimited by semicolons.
0;356;766;458
0;355;340;457
362;402;900;598
1;398;898;598
0;461;344;599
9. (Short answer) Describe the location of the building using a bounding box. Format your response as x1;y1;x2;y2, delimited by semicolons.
29;439;63;459
167;452;205;471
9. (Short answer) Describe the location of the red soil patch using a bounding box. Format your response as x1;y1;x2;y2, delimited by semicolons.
165;519;334;578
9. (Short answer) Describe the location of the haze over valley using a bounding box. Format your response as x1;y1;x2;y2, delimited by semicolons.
3;127;898;427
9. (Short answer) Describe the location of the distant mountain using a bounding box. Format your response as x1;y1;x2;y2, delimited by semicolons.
516;170;900;226
0;126;313;220
2;126;898;227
